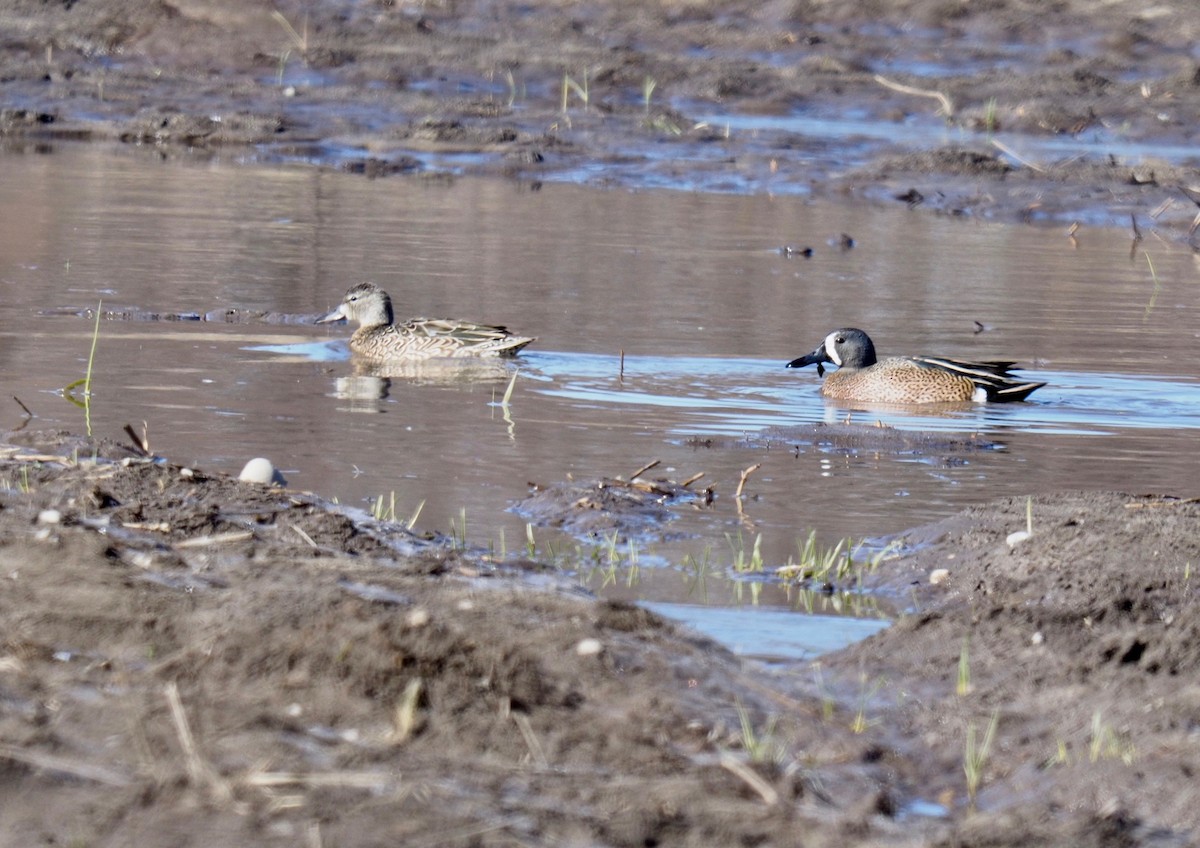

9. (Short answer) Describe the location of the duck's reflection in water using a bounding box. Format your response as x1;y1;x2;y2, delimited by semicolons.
330;358;523;413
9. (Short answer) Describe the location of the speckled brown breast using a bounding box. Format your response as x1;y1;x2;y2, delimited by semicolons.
350;322;534;361
820;357;978;403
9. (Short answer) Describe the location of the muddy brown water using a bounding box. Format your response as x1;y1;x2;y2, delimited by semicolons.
3;144;1199;658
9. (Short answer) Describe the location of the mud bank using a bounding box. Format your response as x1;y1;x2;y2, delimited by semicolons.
1;431;1197;846
2;0;1199;236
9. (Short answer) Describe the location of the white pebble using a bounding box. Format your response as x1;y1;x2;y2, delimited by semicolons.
239;458;287;486
37;509;62;525
405;608;430;628
128;551;155;570
1006;530;1032;548
575;638;603;657
929;568;950;585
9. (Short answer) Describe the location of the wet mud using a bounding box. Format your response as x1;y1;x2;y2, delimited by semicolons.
3;431;1198;846
4;0;1200;844
516;461;713;540
2;0;1199;238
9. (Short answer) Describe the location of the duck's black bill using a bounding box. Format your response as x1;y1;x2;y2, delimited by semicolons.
786;345;830;369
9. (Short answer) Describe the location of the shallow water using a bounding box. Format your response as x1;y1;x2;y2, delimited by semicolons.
2;144;1198;659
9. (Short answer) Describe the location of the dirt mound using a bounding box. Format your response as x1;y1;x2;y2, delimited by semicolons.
2;433;1198;845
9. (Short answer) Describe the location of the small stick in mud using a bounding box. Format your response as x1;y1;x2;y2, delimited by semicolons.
734;463;761;525
1176;186;1200;235
1125;496;1200;509
629;459;660;480
990;138;1044;172
175;531;255;549
291;524;319;548
719;752;778;806
734;464;761;502
872;73;954;117
12;396;32;418
619;349;625;381
1129;213;1144;261
680;471;705;487
1149;198;1173;220
123;421;151;456
1130;213;1143;242
512;712;548;768
164;682;233;804
0;742;131;787
390;678;423;744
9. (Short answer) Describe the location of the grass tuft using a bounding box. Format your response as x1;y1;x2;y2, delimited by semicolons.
964;710;1000;808
1089;709;1136;764
956;637;973;697
62;300;102;436
735;699;786;765
561;69;589;112
642;76;657;111
850;673;883;734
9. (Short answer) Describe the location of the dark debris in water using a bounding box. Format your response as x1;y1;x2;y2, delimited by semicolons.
514;459;712;541
41;306;326;325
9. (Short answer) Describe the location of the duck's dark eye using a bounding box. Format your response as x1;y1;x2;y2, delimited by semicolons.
835;335;845;344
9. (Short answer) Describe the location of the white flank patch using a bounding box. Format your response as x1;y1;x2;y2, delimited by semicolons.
824;332;842;366
971;386;989;403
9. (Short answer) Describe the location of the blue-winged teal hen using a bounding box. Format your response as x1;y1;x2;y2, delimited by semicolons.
787;328;1045;403
317;283;535;361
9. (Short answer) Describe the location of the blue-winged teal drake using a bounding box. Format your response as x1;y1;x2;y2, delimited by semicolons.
317;283;535;361
786;328;1045;403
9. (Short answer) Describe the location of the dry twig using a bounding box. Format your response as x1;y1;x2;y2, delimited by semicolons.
0;742;131;786
873;74;954;117
629;459;660;480
719;752;778;805
164;681;233;803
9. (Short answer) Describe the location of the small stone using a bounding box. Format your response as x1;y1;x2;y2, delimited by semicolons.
239;458;287;486
575;638;603;657
1006;530;1032;548
456;599;475;611
1031;631;1044;645
128;551;155;569
37;509;62;525
405;608;430;628
929;568;950;585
